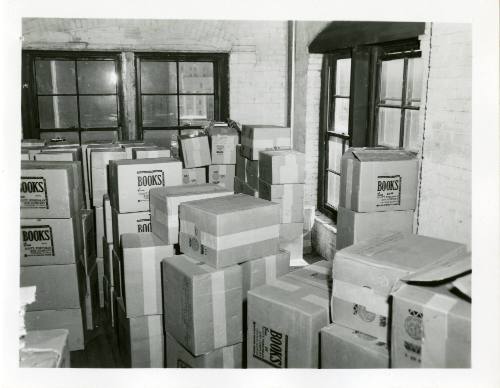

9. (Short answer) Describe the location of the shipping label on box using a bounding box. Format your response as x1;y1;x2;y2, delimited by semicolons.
24;308;84;351
235;145;246;181
182;168;206;185
166;331;243;368
241;125;291;160
258;150;305;184
20;218;79;266
320;323;389;369
109;158;182;213
133;147;171;159
111;207;151;248
90;148;127;207
122;233;174;317
336;206;414;251
339;148;419;212
150;184;233;245
209;164;235;191
207;127;239;165
179;134;211;168
240;250;290;301
162;255;243;356
179;194;280;268
259;180;304;223
247;276;329;368
21;264;82;311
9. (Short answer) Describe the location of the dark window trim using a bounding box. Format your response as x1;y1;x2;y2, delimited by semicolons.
135;52;229;139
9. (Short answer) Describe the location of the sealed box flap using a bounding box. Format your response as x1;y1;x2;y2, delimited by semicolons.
351;148;417;162
452;273;471;298
401;252;471;283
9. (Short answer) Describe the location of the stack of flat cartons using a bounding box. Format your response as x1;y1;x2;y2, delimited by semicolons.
20;161;86;351
206;126;239;191
258;149;306;267
336;148;418;250
178;133;211;185
161;194;285;368
323;232;468;368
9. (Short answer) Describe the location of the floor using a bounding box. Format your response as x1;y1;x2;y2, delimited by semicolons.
70;252;324;368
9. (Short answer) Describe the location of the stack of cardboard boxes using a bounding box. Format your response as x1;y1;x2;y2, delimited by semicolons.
20;161;87;351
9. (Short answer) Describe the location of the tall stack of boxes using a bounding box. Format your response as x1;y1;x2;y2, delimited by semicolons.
20;161;86;351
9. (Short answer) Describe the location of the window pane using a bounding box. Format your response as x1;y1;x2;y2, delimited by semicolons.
333;98;349;134
142;95;178;127
326;172;340;209
141;61;177;94
335;58;351;96
406;57;423;107
79;96;118;128
77;61;117;94
38;96;78;129
35;60;76;94
377;107;401;147
404;109;420;150
379;59;404;106
179;62;214;93
179;95;214;125
328;137;343;172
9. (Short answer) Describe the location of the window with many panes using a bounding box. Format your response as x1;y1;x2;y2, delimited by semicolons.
136;53;228;134
22;51;121;138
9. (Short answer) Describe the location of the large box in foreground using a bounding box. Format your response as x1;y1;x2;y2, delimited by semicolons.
179;194;280;268
162;255;243;356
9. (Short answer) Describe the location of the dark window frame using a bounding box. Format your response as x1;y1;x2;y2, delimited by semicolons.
135;52;229;139
22;50;123;141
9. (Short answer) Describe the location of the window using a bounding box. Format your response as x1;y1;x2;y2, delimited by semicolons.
136;53;229;135
22;51;121;139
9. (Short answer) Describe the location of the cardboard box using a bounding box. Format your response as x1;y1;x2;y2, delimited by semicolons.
112;248;122;297
279;223;305;267
103;238;114;284
20;329;70;368
234;176;258;198
21;162;78;218
84;143;119;193
95;206;105;258
20;217;79;266
208;164;235;191
103;195;113;244
122;233;174;317
143;129;178;149
35;151;77;162
247;276;330;368
258;150;305;184
83;262;100;331
27;147;44;160
149;184;233;245
166;331;243;368
285;260;332;292
179;194;280;268
162;254;243;355
182;168;207;185
339;148;419;212
109;158;182;213
116;297;164;368
235;145;246;181
240;250;291;301
320;323;389;368
121;143;148;159
21;264;81;311
207;126;239;164
178;134;211;168
24;308;84;351
90;148;127;207
331;233;468;340
241;125;291;160
80;209;96;272
245;158;259;190
103;276;115;327
259;181;304;223
96;257;104;308
133;147;171;159
336;206;414;250
111;208;151;247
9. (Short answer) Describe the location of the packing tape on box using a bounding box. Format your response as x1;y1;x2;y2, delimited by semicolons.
211;271;227;349
264;255;277;283
222;345;235;368
344;158;353;209
421;293;457;368
180;220;279;251
332;280;388;316
142;251;158;315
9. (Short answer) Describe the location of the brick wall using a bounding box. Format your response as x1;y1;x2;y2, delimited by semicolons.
22;18;288;134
